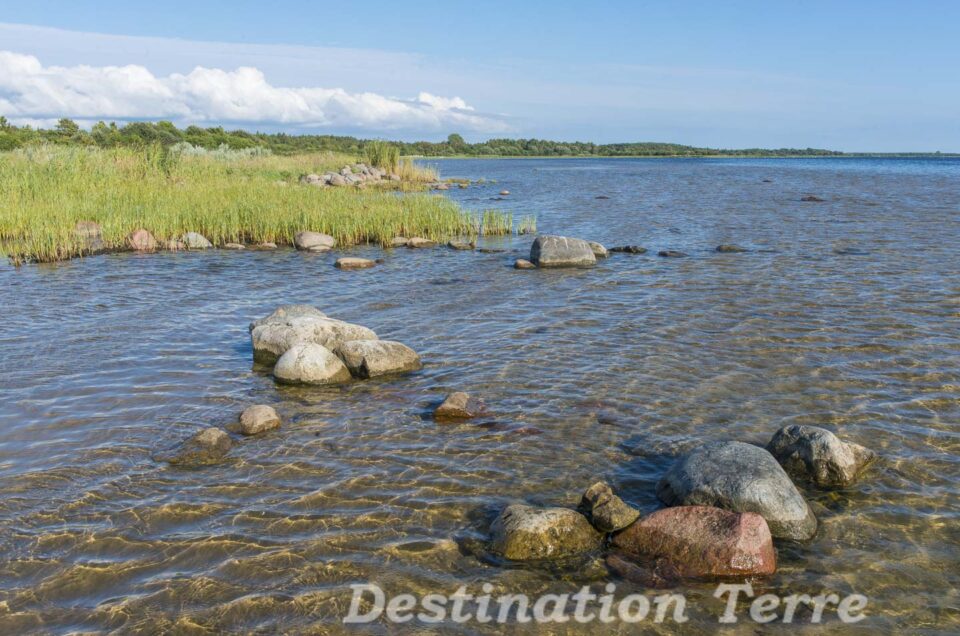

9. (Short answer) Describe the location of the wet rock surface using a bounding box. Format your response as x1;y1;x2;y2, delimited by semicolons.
490;504;602;560
530;235;597;268
767;424;877;488
272;342;353;385
335;340;422;379
228;405;281;436
155;427;232;466
580;481;640;532
435;392;487;420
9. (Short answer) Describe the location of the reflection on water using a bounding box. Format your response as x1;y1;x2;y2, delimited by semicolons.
1;158;958;633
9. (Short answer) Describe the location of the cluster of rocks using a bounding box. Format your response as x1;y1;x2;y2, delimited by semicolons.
300;163;401;188
154;404;281;466
250;304;421;385
488;425;876;585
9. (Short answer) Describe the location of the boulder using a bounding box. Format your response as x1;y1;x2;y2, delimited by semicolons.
448;240;475;250
273;343;353;385
182;232;213;249
229;405;281;436
580;481;640;533
530;235;597;268
390;237;409;247
767;425;877;488
249;306;377;364
658;250;687;258
610;246;647;254
514;259;536;270
329;174;347;187
335;339;422;378
154;427;232;466
127;229;157;251
407;237;437;248
716;244;747;253
490;504;602;560
435;392;487;420
294;231;335;252
656;441;817;540
610;506;776;579
588;241;609;258
335;257;376;269
223;243;245;250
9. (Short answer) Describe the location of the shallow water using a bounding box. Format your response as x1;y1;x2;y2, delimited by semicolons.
1;157;958;634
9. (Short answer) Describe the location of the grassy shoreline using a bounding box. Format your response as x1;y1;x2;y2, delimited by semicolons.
0;146;515;265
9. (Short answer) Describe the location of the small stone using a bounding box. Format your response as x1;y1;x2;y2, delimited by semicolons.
716;244;747;253
273;343;353;385
435;392;487;420
658;250;687;258
767;425;877;488
580;481;640;532
801;195;825;202
407;237;437;248
229;405;281;436
300;173;322;185
182;232;213;249
154;427;232;466
294;231;335;252
223;243;245;250
335;257;376;269
490;504;601;560
610;246;647;254
448;240;475;250
499;190;510;196
595;195;611;200
435;183;450;190
256;242;278;249
514;259;536;269
588;241;609;258
127;229;157;251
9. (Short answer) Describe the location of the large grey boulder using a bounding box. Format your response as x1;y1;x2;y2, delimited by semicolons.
334;339;422;378
250;306;377;364
656;441;817;541
294;231;335;252
273;343;353;385
490;504;602;560
154;427;232;466
530;235;597;268
767;425;877;488
580;481;640;533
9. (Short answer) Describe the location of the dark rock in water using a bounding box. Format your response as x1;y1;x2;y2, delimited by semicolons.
530;235;597;268
801;195;825;202
716;244;747;253
479;248;507;254
767;425;877;488
605;552;681;588
595;195;611;199
762;179;773;183
490;504;601;560
610;245;647;254
435;392;487;420
228;405;281;436
155;427;232;465
334;339;422;378
611;506;777;579
658;250;687;258
514;258;536;269
580;481;640;533
656;440;817;540
448;240;476;250
833;247;869;256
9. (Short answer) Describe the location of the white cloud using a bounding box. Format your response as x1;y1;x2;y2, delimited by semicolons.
0;50;510;133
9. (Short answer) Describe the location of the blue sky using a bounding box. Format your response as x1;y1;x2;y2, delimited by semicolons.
0;0;957;151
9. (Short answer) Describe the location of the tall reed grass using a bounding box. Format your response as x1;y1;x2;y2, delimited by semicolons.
0;146;509;264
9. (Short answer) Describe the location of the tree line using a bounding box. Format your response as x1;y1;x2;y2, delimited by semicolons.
0;117;846;157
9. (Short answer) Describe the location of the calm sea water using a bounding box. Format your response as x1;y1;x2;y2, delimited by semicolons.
1;157;958;633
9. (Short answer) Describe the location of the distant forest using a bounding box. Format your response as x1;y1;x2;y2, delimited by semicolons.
0;117;947;157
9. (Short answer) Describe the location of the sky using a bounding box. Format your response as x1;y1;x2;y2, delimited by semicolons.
0;0;958;151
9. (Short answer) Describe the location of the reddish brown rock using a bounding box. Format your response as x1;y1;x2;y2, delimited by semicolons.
611;506;776;579
127;229;157;251
435;392;487;421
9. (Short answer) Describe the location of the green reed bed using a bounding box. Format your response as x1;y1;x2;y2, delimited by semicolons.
0;146;502;264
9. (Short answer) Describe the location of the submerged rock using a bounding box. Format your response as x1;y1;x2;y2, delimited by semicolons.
605;552;681;588
514;259;536;270
407;237;437;248
657;250;687;258
716;244;747;253
294;231;335;252
335;257;376;269
767;425;877;488
588;241;610;258
530;235;597;268
580;481;640;533
611;506;777;579
182;232;213;249
801;195;825;202
335;339;422;378
127;229;157;252
155;427;232;466
610;245;647;254
229;405;281;436
490;504;601;560
273;342;353;385
435;392;487;420
448;240;476;250
656;441;817;540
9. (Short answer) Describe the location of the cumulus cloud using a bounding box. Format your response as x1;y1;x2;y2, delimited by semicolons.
0;50;510;132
